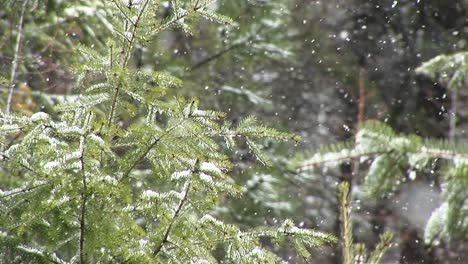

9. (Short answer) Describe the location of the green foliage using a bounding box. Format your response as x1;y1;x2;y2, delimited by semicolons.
296;42;468;252
0;1;334;262
298;120;468;243
338;182;354;264
416;52;468;90
338;182;393;264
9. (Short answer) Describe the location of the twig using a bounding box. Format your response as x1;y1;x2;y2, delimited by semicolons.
351;64;366;189
153;181;191;256
191;42;244;70
119;119;187;183
357;65;365;128
0;183;48;199
154;0;207;34
121;0;151;67
0;230;68;264
107;0;151;128
298;150;388;171
0;153;34;172
111;0;136;27
6;0;29;113
449;89;458;142
338;182;353;264
78;135;88;264
299;148;468;171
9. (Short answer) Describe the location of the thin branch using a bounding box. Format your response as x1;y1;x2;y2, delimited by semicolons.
78;135;88;264
0;231;68;264
107;81;121;128
0;153;34;172
351;64;366;190
298;150;388;171
107;0;151;128
111;0;136;27
121;0;151;67
154;0;208;34
164;226;334;253
419;148;468;162
367;232;393;263
191;42;244;70
449;89;458;142
0;183;48;199
120;136;160;181
108;0;214;127
338;182;353;264
119;119;187;183
6;0;29;113
153;181;191;256
164;239;193;259
357;65;365;128
164;230;270;251
299;148;468;171
16;245;68;264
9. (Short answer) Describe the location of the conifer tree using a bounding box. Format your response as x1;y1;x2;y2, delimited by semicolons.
0;1;336;263
296;52;468;245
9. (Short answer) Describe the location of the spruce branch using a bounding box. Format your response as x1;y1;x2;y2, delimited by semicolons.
153;180;192;256
0;153;34;173
164;239;194;259
0;182;48;199
354;243;367;264
0;231;68;264
449;88;458;142
155;0;214;33
6;0;29;114
78;135;87;264
367;232;393;264
107;82;121;128
111;0;136;27
352;64;366;189
338;182;354;264
299;150;386;171
78;113;91;264
120;119;187;183
191;41;245;70
299;146;468;171
108;0;150;128
121;0;151;67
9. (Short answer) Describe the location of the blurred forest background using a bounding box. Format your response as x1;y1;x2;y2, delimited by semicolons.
0;0;467;263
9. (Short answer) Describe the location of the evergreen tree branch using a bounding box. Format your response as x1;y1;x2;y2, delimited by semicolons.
0;153;34;172
449;89;458;141
352;64;366;189
164;239;194;259
153;180;192;256
6;0;28;114
338;182;354;264
120;119;187;183
299;150;387;170
0;231;68;264
300;148;468;171
17;246;67;264
121;0;151;67
16;245;67;264
354;243;367;264
107;82;121;128
367;232;393;264
108;0;150;128
111;0;136;27
0;182;48;199
191;41;245;70
78;135;88;264
154;0;209;33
